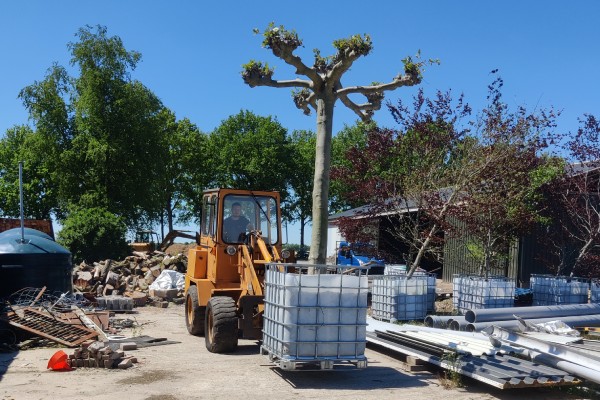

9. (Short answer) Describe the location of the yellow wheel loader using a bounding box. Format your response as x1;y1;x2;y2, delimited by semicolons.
184;188;295;353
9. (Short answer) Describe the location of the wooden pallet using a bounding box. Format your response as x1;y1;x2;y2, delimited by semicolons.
1;307;98;347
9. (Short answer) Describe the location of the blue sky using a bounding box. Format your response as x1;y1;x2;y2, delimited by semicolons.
1;1;599;244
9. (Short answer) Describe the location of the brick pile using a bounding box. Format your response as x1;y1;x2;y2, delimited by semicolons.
67;340;139;369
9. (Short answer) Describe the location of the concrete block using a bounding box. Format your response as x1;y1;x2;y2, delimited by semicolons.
117;359;133;369
151;300;169;308
149;288;179;300
88;341;105;354
119;342;138;351
110;351;125;360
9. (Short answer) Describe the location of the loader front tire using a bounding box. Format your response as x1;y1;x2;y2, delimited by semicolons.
205;296;238;353
185;285;205;336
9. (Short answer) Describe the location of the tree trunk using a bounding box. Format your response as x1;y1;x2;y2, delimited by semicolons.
572;237;594;276
300;215;306;250
166;195;174;233
407;223;438;278
309;97;335;266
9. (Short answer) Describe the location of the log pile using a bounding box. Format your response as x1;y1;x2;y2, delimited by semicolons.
72;251;188;305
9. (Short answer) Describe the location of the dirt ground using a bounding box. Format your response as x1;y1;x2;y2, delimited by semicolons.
0;304;585;400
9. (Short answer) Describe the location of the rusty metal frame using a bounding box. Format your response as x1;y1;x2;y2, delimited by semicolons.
1;307;98;347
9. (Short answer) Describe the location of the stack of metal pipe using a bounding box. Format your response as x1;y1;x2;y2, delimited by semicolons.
424;303;600;332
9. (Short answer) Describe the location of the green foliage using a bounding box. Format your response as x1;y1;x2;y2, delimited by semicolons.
20;25;166;228
0;126;58;219
439;352;463;389
57;207;129;263
155;109;210;226
241;60;274;83
401;50;440;78
333;34;372;57
208;110;291;198
258;22;302;52
286;130;316;246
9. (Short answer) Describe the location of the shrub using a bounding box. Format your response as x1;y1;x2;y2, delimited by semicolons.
57;207;130;263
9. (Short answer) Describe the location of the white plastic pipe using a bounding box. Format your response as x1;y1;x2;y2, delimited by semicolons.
467;313;600;332
423;315;454;328
449;317;469;331
465;303;600;323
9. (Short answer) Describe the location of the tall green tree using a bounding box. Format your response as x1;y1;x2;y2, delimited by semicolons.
155;108;209;235
0;126;58;219
59;25;165;226
18;64;73;218
208;110;291;197
243;23;432;264
287;129;316;250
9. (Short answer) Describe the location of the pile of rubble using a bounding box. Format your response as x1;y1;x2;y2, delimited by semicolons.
72;251;188;306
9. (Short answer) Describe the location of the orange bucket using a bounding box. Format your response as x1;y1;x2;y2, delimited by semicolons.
47;350;72;371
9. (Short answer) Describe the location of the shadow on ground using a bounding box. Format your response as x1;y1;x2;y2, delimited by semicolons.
271;365;430;390
0;349;18;382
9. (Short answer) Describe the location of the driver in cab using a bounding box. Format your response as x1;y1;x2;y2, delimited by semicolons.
223;202;250;243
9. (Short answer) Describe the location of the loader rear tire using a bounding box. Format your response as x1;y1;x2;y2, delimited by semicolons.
185;285;205;336
205;296;238;353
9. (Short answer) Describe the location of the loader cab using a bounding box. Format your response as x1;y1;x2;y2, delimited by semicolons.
129;229;159;252
200;190;280;246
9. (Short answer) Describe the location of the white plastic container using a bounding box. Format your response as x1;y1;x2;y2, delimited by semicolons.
453;275;515;313
531;274;589;306
371;274;428;322
262;264;368;362
592;280;600;304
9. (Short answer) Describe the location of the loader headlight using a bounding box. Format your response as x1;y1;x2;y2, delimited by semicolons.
281;249;291;259
226;245;237;256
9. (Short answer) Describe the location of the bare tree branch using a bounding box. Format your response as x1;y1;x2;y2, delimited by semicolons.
329;48;364;82
338;93;370;121
293;89;317;115
244;75;312;89
279;52;323;85
337;73;421;96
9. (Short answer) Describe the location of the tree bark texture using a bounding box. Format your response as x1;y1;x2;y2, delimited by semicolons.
309;98;335;265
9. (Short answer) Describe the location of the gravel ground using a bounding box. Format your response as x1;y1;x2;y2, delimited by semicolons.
0;304;582;400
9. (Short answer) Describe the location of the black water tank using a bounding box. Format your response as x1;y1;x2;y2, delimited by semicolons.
0;227;54;241
0;231;72;298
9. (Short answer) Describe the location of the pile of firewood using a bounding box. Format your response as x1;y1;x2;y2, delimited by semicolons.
72;251;187;299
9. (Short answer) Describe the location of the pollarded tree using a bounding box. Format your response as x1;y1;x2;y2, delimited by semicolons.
243;23;433;264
